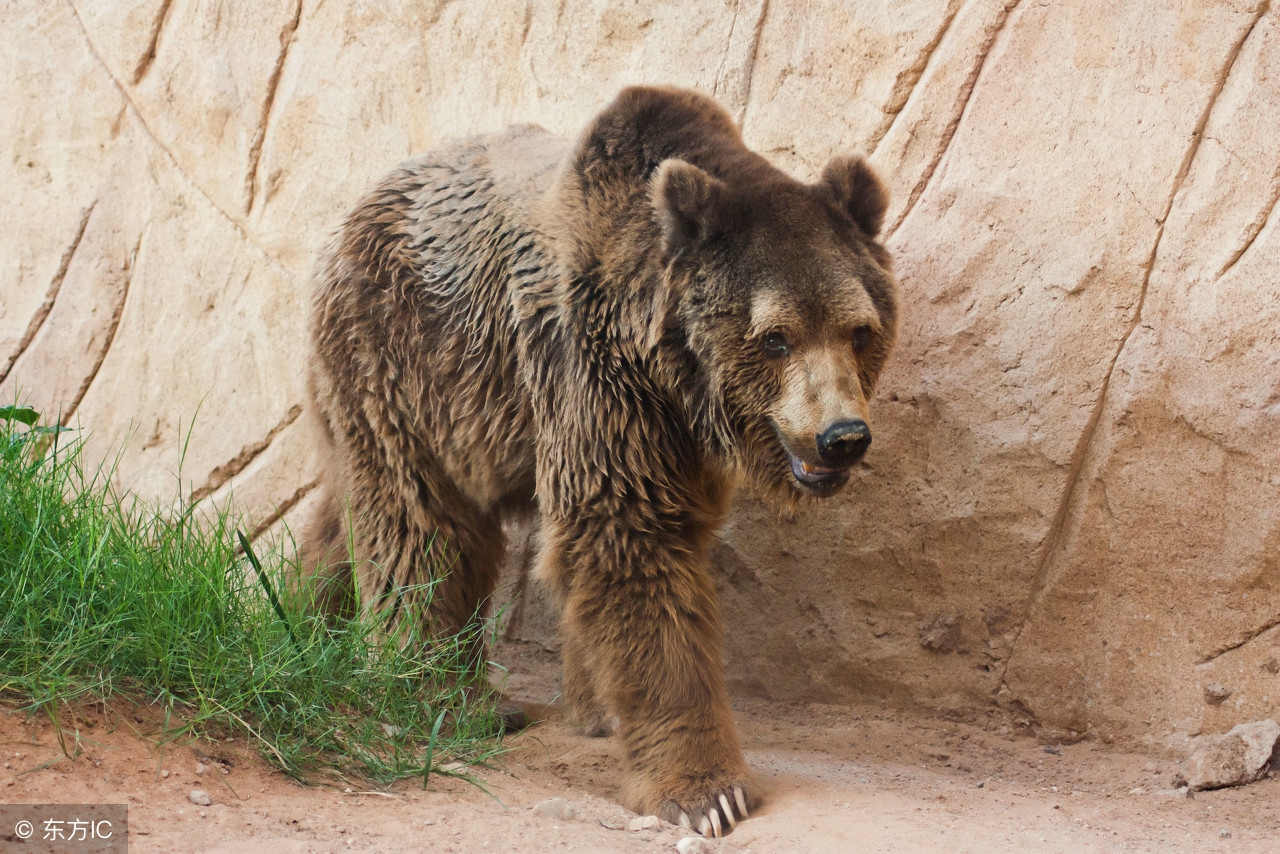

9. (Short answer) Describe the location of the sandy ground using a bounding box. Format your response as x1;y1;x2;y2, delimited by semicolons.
2;643;1278;853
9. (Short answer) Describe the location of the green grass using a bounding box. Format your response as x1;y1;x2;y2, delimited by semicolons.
0;406;506;788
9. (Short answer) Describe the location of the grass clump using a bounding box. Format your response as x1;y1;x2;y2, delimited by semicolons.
0;406;506;787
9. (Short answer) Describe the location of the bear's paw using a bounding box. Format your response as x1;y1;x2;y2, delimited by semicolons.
656;781;753;838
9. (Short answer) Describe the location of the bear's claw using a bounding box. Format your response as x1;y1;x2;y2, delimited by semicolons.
669;784;749;838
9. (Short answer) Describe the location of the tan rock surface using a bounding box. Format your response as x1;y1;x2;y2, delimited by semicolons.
3;0;1278;750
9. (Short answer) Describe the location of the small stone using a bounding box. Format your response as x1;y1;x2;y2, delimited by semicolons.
532;798;586;822
629;815;662;831
918;611;962;652
4;777;14;787
189;789;212;806
1220;830;1231;838
676;837;716;854
1154;786;1192;798
195;762;209;776
1203;683;1232;705
161;769;170;779
1186;720;1280;791
336;826;346;834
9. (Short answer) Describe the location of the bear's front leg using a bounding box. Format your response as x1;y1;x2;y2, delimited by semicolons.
561;536;755;837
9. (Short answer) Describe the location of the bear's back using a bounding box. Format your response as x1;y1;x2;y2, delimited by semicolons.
312;125;569;515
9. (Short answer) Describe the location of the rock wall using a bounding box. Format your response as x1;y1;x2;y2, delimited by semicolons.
3;0;1277;750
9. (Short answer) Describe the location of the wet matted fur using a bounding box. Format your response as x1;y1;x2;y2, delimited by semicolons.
306;86;898;836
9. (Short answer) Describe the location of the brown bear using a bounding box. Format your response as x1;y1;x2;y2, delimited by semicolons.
306;86;898;836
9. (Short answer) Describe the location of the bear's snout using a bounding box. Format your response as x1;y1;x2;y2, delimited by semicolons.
816;419;871;467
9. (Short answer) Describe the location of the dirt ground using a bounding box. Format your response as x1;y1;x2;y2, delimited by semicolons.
2;641;1278;853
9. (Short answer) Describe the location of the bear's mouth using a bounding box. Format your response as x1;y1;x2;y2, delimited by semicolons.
787;453;851;492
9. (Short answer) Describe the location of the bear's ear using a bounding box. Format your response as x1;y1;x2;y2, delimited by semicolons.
651;158;728;257
820;154;889;238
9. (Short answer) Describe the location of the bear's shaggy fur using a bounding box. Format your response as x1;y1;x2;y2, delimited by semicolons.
306;86;898;835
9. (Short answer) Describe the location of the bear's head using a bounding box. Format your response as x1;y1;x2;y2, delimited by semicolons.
552;86;898;501
650;143;898;500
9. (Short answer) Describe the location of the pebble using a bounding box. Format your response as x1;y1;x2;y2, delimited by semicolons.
195;762;209;776
629;815;662;831
676;837;716;854
532;798;586;822
189;789;212;806
1186;719;1280;790
161;769;170;779
1155;786;1194;799
1203;683;1232;705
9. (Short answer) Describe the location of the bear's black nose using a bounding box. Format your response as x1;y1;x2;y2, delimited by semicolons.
816;419;871;466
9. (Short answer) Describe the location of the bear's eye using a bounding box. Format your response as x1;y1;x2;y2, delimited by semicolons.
852;326;872;355
762;331;790;357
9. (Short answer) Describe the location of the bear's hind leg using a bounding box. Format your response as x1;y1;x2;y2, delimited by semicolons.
534;537;613;736
562;640;613;737
345;445;507;665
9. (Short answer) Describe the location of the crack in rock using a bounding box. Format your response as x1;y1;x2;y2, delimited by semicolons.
190;403;304;503
1;202;96;385
711;0;743;102
59;226;143;427
131;0;175;84
739;0;769;129
1000;0;1273;688
245;0;303;217
246;478;320;542
888;0;1024;239
1217;167;1280;279
711;0;769;129
1200;615;1280;664
868;0;963;157
65;0;298;283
